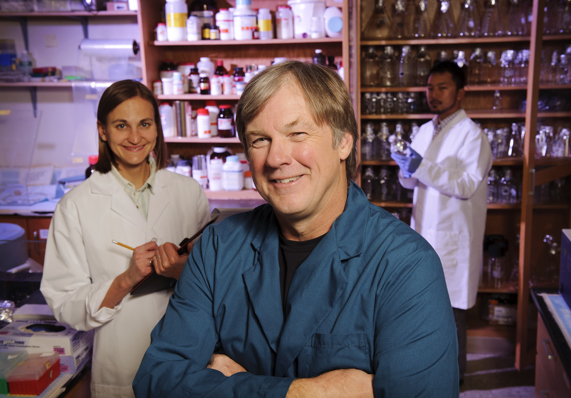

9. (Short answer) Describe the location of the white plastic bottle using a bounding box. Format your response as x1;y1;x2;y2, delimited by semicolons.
222;155;245;191
19;50;33;81
216;9;234;40
323;7;343;38
186;15;202;41
159;103;176;138
258;8;273;40
197;57;215;77
234;0;256;40
172;71;184;94
197;108;212;139
165;0;188;42
276;6;294;39
205;101;219;137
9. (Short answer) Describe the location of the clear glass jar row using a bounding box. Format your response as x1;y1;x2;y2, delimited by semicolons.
361;92;428;115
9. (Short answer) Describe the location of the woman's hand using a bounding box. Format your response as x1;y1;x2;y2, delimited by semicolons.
124;241;158;287
153;242;193;280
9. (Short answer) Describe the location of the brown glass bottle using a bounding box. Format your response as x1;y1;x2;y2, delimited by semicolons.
217;105;235;138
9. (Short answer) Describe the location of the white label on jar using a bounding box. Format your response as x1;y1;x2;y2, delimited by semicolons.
218;117;232;130
197;115;211;138
234;15;256;40
223;169;244;191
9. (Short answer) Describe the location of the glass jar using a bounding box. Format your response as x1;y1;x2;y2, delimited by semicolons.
217;105;235;138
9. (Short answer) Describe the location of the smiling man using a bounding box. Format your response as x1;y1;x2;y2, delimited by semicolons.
134;61;459;397
392;60;493;385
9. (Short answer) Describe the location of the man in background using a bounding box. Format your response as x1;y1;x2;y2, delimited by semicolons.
392;60;493;384
134;61;459;397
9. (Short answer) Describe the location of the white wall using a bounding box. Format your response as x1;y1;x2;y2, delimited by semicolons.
0;16;140;168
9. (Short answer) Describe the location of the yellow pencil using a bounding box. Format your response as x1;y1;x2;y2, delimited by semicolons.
112;240;135;251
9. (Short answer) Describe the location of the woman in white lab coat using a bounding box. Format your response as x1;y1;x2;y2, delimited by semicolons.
40;80;210;398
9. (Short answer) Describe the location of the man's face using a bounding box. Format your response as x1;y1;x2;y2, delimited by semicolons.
244;83;352;230
426;71;464;120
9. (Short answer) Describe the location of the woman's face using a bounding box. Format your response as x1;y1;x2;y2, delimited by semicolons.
98;96;157;173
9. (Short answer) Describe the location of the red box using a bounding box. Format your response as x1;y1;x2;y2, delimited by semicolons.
6;353;60;395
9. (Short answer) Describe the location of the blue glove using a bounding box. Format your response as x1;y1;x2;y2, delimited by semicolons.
391;147;423;178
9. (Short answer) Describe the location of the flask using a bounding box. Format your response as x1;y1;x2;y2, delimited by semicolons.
313;49;327;66
456;0;480;37
379;46;398;87
159;102;176;138
85;155;98;179
481;0;503;37
222;155;244;191
165;0;188;42
411;0;430;38
234;0;257;40
377;122;391;160
205;101;219;137
361;123;378;161
487;168;499;203
399;45;416;87
276;6;294;39
389;0;407;39
258;8;273;40
433;50;449;66
468;48;484;85
505;0;527;36
218;105;235;138
415;45;432;86
199;72;210;94
378;167;391;201
481;50;498;84
216;9;234;40
431;0;455;38
362;167;379;201
454;50;469;78
197;108;211;138
515;49;529;84
499;50;516;85
389;122;409;154
363;0;391;40
361;47;380;87
499;168;518;203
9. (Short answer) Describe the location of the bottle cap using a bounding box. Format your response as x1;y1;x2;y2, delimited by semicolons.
197;108;209;115
88;155;99;165
227;155;240;162
219;104;231;109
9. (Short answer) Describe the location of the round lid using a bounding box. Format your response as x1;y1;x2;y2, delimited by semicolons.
217;60;224;65
0;223;25;241
88;155;99;165
213;146;229;152
226;155;240;162
197;108;209;115
157;22;166;26
199;72;208;77
327;16;343;33
315;49;322;54
219;104;231;109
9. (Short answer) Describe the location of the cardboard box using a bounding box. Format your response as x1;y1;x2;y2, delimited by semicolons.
59;344;91;374
0;320;93;357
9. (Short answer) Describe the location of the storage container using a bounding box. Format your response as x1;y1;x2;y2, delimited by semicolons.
6;353;60;396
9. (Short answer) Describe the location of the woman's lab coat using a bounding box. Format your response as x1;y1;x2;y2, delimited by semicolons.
399;110;493;309
40;169;210;398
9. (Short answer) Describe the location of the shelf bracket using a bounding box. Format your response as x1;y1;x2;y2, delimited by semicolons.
68;16;89;39
29;86;37;118
1;16;29;51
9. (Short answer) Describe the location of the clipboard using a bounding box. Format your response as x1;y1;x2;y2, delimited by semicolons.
130;209;221;296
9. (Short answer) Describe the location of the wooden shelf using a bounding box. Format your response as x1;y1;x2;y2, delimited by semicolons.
0;81;114;88
493;158;524;166
467;109;525;118
0;11;137;17
205;189;262;201
157;94;241;101
539;84;571;90
165;137;240;144
361;114;433;120
361;36;531;46
371;201;412;208
478;286;518;294
152;37;343;46
537;111;571;118
543;34;571;41
487;203;521;209
362;160;396;166
361;84;529;92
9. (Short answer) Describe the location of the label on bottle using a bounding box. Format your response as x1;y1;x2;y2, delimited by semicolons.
167;13;186;28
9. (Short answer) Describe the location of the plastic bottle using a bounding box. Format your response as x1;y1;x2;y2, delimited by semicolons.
258;8;273;39
415;45;432;86
234;0;257;40
218;105;235;138
159;103;176;138
216;9;234;40
197;57;214;77
209;147;231;191
399;45;416;87
19;50;32;81
197;108;212;138
276;6;294;39
323;7;343;38
310;16;321;38
223;74;233;95
222;155;245;191
186;15;202;41
192;155;208;189
210;75;222;95
205;101;219;136
165;0;188;42
85;155;98;179
172;71;184;95
312;49;326;66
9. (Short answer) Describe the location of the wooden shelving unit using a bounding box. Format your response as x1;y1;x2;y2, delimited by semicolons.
358;0;571;371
